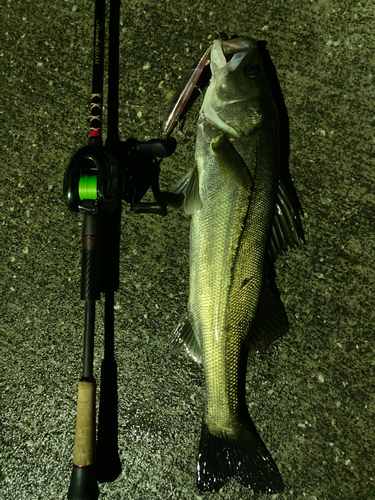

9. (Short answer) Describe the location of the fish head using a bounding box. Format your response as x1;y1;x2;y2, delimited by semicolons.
200;37;274;139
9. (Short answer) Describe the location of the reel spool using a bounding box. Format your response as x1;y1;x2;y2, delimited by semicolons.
64;143;119;215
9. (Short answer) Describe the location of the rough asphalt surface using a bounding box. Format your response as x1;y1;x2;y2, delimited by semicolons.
1;0;374;499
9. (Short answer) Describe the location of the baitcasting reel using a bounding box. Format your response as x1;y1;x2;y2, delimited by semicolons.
63;137;176;217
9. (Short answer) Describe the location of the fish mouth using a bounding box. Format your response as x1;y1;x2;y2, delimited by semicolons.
222;37;257;55
211;37;256;72
199;36;259;137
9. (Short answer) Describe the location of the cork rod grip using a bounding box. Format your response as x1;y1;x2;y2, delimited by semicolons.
73;378;96;466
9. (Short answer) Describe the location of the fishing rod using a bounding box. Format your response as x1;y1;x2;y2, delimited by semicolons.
63;0;175;498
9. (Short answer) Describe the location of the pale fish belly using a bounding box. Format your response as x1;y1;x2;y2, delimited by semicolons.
188;124;249;436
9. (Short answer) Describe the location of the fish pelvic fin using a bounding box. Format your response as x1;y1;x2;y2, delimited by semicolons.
167;164;202;215
197;418;283;494
170;309;202;363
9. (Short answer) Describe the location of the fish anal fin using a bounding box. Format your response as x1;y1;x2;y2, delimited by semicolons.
171;310;202;363
246;282;289;353
211;134;253;191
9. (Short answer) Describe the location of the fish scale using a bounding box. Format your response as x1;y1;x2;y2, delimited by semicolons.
191;127;250;432
171;36;301;493
190;38;283;492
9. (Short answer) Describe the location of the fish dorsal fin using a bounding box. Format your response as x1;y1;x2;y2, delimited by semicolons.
211;134;253;191
171;309;202;363
245;282;289;353
269;182;301;258
168;164;202;215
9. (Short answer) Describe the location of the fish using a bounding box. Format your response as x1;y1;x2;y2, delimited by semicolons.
170;36;301;494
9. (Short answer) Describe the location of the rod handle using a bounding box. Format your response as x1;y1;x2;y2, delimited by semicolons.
68;377;98;500
73;377;97;466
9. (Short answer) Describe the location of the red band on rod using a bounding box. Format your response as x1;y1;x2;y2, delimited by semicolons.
90;130;101;139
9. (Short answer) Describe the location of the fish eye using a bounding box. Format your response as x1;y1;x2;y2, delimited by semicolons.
245;64;261;77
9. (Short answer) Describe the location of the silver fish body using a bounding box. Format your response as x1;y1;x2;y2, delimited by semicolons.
172;36;300;494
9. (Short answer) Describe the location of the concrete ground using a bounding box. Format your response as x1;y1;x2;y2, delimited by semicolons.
1;0;374;499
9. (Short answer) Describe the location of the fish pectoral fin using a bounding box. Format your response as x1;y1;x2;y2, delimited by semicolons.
170;309;202;363
168;164;202;214
246;282;289;353
269;181;302;258
211;134;253;191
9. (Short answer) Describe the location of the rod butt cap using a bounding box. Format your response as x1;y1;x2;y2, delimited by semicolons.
68;464;99;500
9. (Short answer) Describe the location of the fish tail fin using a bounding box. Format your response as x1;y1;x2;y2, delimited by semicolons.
197;416;283;494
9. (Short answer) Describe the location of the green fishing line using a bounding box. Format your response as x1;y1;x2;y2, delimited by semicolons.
79;175;98;200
